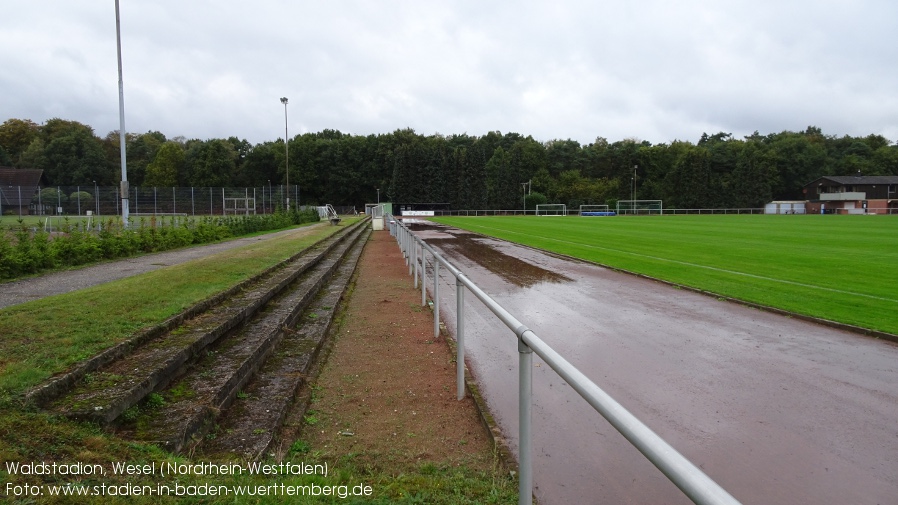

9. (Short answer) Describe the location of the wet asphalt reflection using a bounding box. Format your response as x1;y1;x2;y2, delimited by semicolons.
405;220;898;505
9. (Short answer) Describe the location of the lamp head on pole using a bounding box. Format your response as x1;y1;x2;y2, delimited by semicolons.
280;97;288;105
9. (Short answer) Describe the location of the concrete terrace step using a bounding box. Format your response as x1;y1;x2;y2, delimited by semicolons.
45;220;368;424
128;225;368;453
198;228;369;460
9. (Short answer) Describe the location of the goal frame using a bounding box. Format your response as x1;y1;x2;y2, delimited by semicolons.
579;204;611;216
535;204;567;216
616;200;663;215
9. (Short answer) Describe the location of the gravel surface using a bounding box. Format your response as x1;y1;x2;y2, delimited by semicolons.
0;225;324;309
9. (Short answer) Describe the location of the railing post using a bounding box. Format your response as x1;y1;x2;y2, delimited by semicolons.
403;227;409;264
519;336;533;505
456;276;465;400
413;240;419;289
433;260;440;338
421;249;427;307
411;236;416;279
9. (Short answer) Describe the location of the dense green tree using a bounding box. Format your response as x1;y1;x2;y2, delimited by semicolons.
524;191;547;210
22;120;110;185
485;146;521;209
145;141;185;187
873;145;898;176
185;139;237;187
123;131;167;186
0;145;12;166
530;167;555;201
453;144;488;209
731;141;775;207
18;138;47;171
0;118;40;163
663;144;712;208
582;137;614;179
544;139;584;177
239;142;281;188
765;131;828;199
4;115;896;211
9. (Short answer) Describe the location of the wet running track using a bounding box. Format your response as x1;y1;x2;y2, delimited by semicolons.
407;220;898;505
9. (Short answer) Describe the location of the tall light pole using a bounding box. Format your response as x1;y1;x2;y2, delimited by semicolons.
632;165;637;215
376;187;380;204
115;0;129;226
280;97;289;212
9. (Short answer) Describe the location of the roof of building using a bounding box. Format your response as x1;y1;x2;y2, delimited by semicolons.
810;175;898;186
0;167;43;186
0;167;44;207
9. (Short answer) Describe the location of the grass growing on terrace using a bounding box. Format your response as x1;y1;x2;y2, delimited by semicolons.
0;221;347;399
0;216;514;504
432;214;898;336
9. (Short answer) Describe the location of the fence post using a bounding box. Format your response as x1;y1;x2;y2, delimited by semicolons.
456;276;465;400
410;235;415;277
401;227;407;264
421;248;427;307
519;336;533;505
433;260;440;338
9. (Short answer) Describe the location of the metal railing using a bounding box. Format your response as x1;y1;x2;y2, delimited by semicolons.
388;215;742;505
415;207;898;216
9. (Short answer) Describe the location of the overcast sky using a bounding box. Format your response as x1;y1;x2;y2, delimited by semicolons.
2;1;897;146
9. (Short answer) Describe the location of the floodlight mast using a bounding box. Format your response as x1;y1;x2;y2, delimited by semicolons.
280;97;289;212
115;0;129;227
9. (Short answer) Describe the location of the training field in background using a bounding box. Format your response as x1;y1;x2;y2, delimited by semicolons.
431;214;898;337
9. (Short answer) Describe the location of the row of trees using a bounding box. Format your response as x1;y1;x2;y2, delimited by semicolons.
2;118;897;210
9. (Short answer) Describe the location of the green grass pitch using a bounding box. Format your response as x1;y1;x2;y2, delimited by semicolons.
432;215;898;337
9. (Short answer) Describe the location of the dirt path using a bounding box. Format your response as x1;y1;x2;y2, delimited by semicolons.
281;229;500;476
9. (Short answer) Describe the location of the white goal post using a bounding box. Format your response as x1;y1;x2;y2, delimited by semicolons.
579;204;611;216
616;200;663;215
535;204;567;216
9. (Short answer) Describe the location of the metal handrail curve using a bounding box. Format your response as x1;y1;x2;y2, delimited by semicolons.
388;215;741;505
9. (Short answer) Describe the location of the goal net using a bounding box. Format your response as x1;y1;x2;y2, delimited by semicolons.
535;204;567;216
616;200;663;215
579;204;611;216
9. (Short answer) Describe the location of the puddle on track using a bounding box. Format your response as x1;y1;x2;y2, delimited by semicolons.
406;221;571;288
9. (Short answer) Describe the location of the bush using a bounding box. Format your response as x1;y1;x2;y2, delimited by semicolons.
0;229;19;278
66;191;95;215
33;188;68;215
0;209;321;281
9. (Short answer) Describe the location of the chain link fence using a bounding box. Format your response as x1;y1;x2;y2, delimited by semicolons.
1;185;302;217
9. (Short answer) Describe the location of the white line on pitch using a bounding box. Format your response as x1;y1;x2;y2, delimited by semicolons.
468;224;898;304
